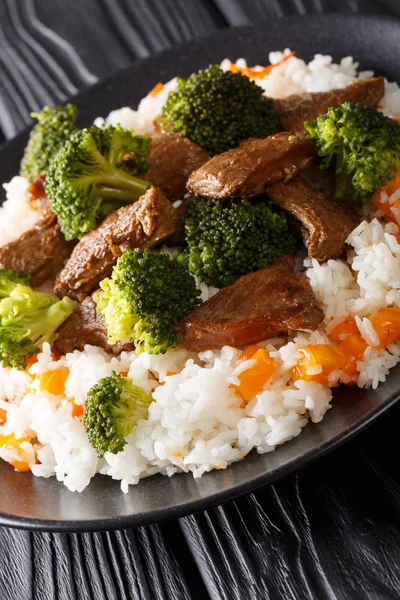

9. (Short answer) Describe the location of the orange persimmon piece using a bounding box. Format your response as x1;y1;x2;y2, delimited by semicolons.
239;345;263;361
330;319;359;342
0;408;7;425
39;367;69;395
148;82;164;97
369;307;400;348
232;348;275;403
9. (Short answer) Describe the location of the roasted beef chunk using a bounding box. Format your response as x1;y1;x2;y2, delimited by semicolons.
266;177;356;261
0;211;74;287
176;255;323;351
275;77;384;134
186;132;315;199
54;186;180;301
54;296;133;356
139;131;209;201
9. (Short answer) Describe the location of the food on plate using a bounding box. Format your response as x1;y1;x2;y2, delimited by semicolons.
139;131;209;200
1;49;400;493
275;76;384;134
176;255;323;351
305;102;400;200
177;196;296;287
0;269;74;369
160;64;281;154
83;371;153;456
46;124;152;240
20;104;78;181
54;186;180;301
0;207;74;287
53;296;133;355
186;132;315;199
266;177;356;261
95;248;201;353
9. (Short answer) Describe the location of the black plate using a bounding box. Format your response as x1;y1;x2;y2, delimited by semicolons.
0;14;399;532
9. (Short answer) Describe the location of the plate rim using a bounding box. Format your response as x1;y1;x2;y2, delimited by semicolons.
0;13;400;532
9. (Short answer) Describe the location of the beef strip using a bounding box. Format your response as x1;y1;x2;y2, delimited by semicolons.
54;186;180;301
275;76;384;134
0;210;74;287
176;255;323;351
266;177;356;261
186;132;315;199
53;296;133;356
139;131;209;201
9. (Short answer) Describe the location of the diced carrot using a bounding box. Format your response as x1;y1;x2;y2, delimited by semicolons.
148;81;164;97
166;370;178;377
39;367;69;395
0;408;7;425
10;459;30;472
71;403;84;419
369;307;400;349
25;353;39;370
371;172;400;224
330;319;358;342
232;348;275;403
0;433;32;472
240;345;263;361
229;51;295;80
338;334;368;376
119;370;129;377
292;344;344;385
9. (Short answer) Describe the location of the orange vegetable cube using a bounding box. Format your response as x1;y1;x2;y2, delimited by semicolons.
232;348;275;403
338;334;368;376
0;433;32;472
148;81;164;97
330;319;359;342
39;367;69;395
292;344;344;385
369;307;400;348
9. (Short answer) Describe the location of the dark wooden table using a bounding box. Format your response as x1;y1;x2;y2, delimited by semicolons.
1;2;400;598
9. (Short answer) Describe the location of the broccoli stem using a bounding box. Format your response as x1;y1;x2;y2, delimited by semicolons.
97;183;150;202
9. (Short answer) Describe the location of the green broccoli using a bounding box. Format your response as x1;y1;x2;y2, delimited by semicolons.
304;102;400;201
0;269;75;369
94;248;201;354
45;124;152;240
177;197;296;288
160;64;281;155
84;371;153;456
20;104;78;181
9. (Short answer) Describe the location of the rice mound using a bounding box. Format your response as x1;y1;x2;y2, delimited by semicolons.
1;50;400;493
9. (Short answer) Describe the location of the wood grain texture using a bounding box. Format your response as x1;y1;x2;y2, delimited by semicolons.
1;1;400;599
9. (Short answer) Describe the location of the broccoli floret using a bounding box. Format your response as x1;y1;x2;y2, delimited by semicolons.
45;124;152;240
95;248;201;354
177;197;296;288
304;102;400;201
0;269;75;369
84;371;153;456
20;104;78;181
160;64;281;155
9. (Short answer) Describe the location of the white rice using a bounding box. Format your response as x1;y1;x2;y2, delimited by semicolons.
1;50;400;493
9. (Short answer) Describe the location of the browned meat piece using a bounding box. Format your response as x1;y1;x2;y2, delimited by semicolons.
266;177;356;262
54;186;179;301
186;132;315;199
0;211;74;287
275;77;384;134
139;131;209;200
54;296;133;356
176;255;323;351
